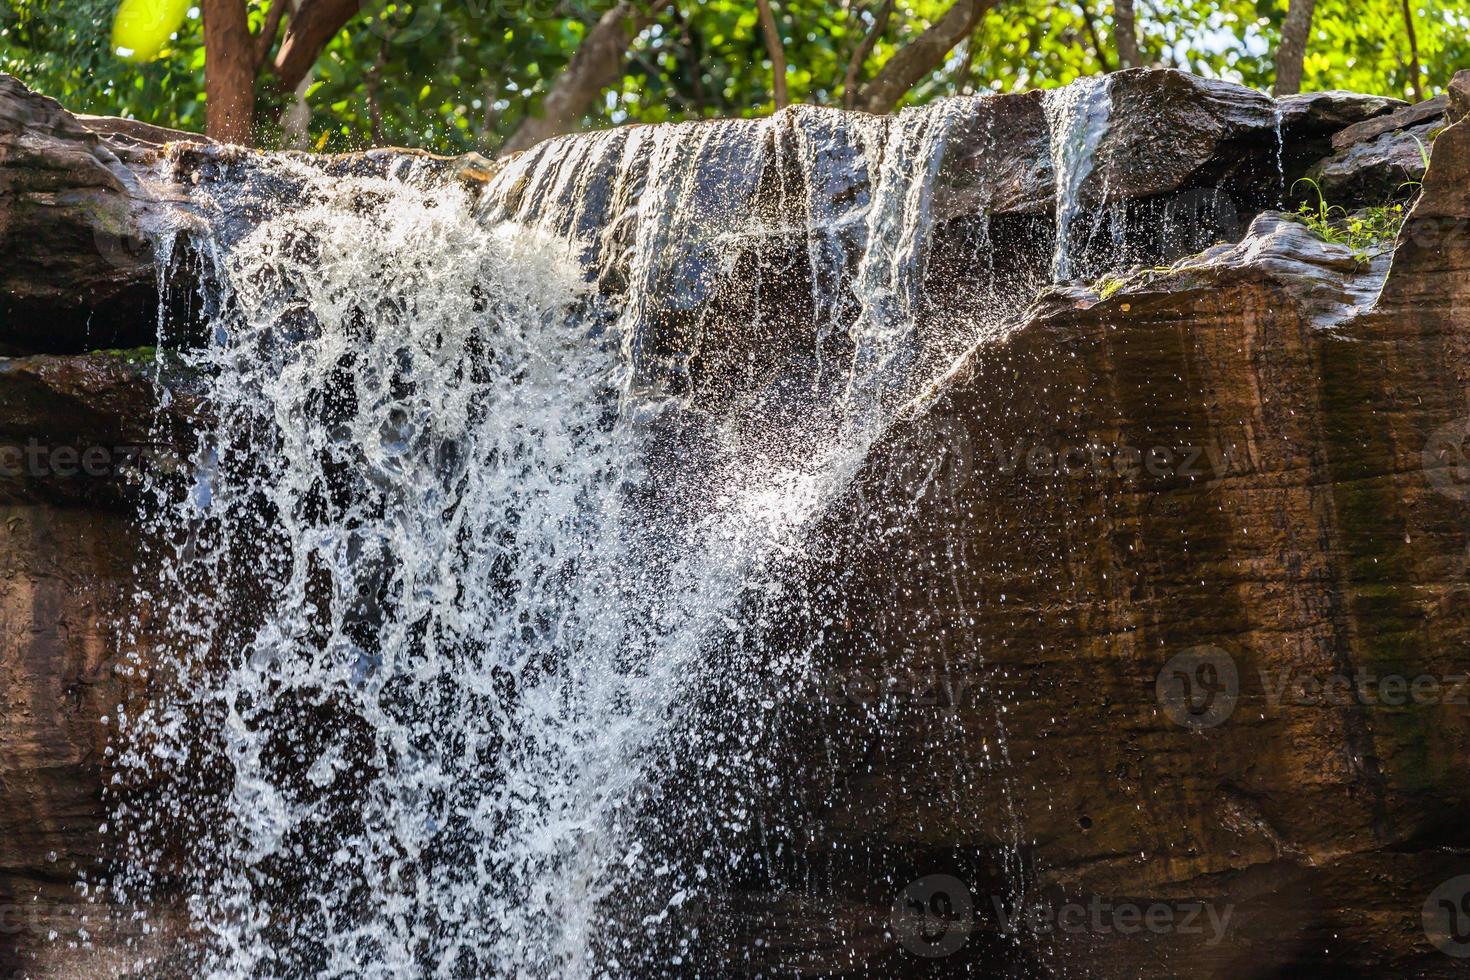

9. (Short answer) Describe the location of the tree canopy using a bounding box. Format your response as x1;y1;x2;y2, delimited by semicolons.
2;0;1466;154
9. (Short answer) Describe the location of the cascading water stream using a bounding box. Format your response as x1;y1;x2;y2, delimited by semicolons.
112;97;1013;979
1043;76;1113;281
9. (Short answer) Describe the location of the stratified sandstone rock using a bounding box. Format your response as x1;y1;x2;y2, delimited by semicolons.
0;352;202;510
708;97;1470;980
1276;89;1406;132
936;69;1286;220
1448;70;1470;125
1332;94;1448;151
0;351;201;979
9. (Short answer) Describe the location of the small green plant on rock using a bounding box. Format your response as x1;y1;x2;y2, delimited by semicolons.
1291;177;1410;262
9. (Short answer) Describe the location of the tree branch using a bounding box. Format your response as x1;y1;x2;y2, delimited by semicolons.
273;0;361;93
1077;2;1113;73
1401;0;1423;101
855;0;996;114
254;0;288;71
843;0;896;109
500;2;663;156
755;0;789;110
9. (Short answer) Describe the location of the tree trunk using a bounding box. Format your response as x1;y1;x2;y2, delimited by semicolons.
500;2;658;156
755;0;789;110
1273;0;1316;96
274;0;363;93
1400;0;1423;101
854;0;996;115
1112;0;1140;69
843;0;897;108
202;0;256;144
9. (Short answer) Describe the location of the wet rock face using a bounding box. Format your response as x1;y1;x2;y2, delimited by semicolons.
0;77;201;355
2;69;1470;978
719;110;1470;977
0;353;202;510
0;504;150;978
935;69;1286;220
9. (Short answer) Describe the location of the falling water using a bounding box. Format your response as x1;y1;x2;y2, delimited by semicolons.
112;96;1008;979
1043;76;1113;281
1272;101;1287;203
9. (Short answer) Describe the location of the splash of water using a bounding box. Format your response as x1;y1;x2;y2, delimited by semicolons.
113;97;995;979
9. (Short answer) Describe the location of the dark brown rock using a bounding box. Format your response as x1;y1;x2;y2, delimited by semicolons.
938;69;1283;220
0;75;194;355
1448;69;1470;125
1331;93;1448;151
0;351;203;510
1309;119;1436;201
0;504;153;979
0;350;201;976
1276;89;1407;133
72;115;209;154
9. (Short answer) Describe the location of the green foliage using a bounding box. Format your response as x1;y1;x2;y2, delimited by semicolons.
2;0;1466;152
1290;176;1410;259
1;0;207;129
1301;0;1469;101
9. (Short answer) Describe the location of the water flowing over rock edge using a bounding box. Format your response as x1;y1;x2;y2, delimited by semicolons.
1;68;1469;978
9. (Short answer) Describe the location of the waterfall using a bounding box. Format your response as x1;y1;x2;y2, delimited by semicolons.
1043;76;1113;281
112;96;1005;979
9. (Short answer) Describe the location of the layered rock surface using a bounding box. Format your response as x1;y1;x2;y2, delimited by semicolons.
2;68;1469;978
719;76;1470;978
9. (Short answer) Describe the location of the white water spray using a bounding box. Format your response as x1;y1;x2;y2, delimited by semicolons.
114;99;1000;979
